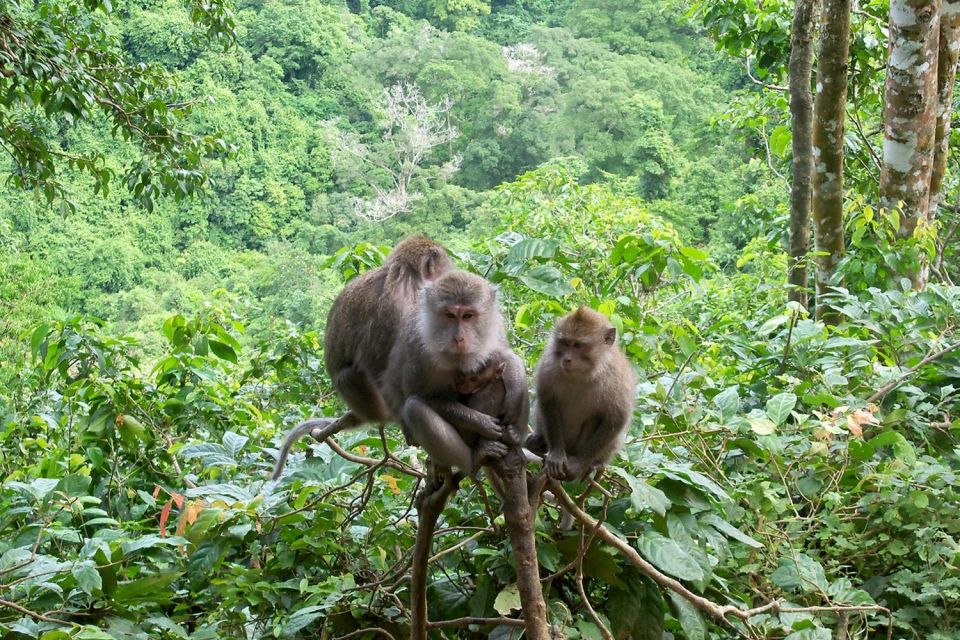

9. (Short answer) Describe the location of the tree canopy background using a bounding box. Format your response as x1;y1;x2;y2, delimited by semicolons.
1;0;959;639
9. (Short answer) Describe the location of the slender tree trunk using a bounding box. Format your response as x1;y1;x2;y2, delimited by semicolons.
491;454;552;640
811;0;851;323
789;0;819;308
879;1;941;248
929;1;960;219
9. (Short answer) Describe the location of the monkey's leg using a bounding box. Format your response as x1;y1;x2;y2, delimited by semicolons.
402;397;475;472
333;365;392;423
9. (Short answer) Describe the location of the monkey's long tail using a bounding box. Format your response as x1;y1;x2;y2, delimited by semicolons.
271;417;342;480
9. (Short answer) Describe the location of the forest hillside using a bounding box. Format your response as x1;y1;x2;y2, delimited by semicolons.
1;0;959;639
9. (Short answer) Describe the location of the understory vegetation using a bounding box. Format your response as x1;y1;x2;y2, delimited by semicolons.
1;0;959;639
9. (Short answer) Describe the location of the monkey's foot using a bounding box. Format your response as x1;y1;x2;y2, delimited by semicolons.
525;432;547;456
472;439;509;472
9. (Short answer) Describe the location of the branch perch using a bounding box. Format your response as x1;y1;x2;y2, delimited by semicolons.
548;481;892;631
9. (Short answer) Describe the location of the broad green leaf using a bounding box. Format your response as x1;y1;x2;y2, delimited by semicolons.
6;478;60;501
611;467;671;516
770;125;791;158
771;553;828;594
72;561;102;596
766;392;797;425
494;583;522;614
179;443;235;467
712;386;740;422
281;606;328;635
121;535;188;555
518;265;575;298
868;430;917;465
748;416;777;435
635;534;705;583
785;629;831;640
667;592;706;640
505;238;561;262
700;514;763;549
222;431;248;457
208;339;237;363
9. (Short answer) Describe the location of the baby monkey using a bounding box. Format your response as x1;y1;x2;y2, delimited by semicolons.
453;354;527;448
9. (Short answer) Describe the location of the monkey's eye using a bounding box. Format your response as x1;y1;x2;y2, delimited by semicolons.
445;311;457;319
462;312;474;320
572;341;582;349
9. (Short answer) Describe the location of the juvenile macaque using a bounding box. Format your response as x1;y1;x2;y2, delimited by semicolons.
527;306;635;481
384;270;529;477
272;236;453;479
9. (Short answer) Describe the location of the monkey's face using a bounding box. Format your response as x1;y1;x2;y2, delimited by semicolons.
439;304;484;355
552;330;613;377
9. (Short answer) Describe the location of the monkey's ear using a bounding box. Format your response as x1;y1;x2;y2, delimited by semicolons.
604;327;617;345
421;248;444;279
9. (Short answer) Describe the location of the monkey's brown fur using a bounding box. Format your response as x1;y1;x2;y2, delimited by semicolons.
324;235;454;424
272;236;452;479
527;306;636;481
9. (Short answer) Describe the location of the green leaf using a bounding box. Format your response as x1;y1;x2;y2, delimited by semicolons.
785;629;832;640
208;340;237;363
635;534;705;584
765;392;797;425
494;583;522;614
712;386;740;422
518;265;575;298
667;592;706;640
222;432;248;457
506;238;561;262
769;125;791;158
610;467;671;516
281;606;328;635
868;431;917;465
72;561;102;596
748;416;777;435
771;553;828;594
700;514;763;549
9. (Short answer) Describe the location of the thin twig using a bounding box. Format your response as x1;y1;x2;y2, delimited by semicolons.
427;617;525;628
332;628;397;640
0;598;70;625
867;341;960;403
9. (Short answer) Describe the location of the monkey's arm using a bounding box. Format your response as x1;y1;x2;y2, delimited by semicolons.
425;394;504;440
537;398;571;480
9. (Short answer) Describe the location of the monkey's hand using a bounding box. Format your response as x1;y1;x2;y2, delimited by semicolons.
544;450;569;481
461;412;504;441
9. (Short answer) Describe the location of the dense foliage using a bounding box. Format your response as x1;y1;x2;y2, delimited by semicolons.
1;1;959;639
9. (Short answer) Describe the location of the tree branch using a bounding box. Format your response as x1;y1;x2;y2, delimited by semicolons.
867;341;960;403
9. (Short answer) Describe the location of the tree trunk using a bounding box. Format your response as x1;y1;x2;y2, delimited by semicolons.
811;0;851;323
788;0;819;308
879;1;941;241
491;454;552;640
929;1;960;219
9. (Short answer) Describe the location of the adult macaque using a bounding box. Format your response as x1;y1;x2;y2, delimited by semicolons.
272;236;453;479
384;270;529;477
526;306;635;481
